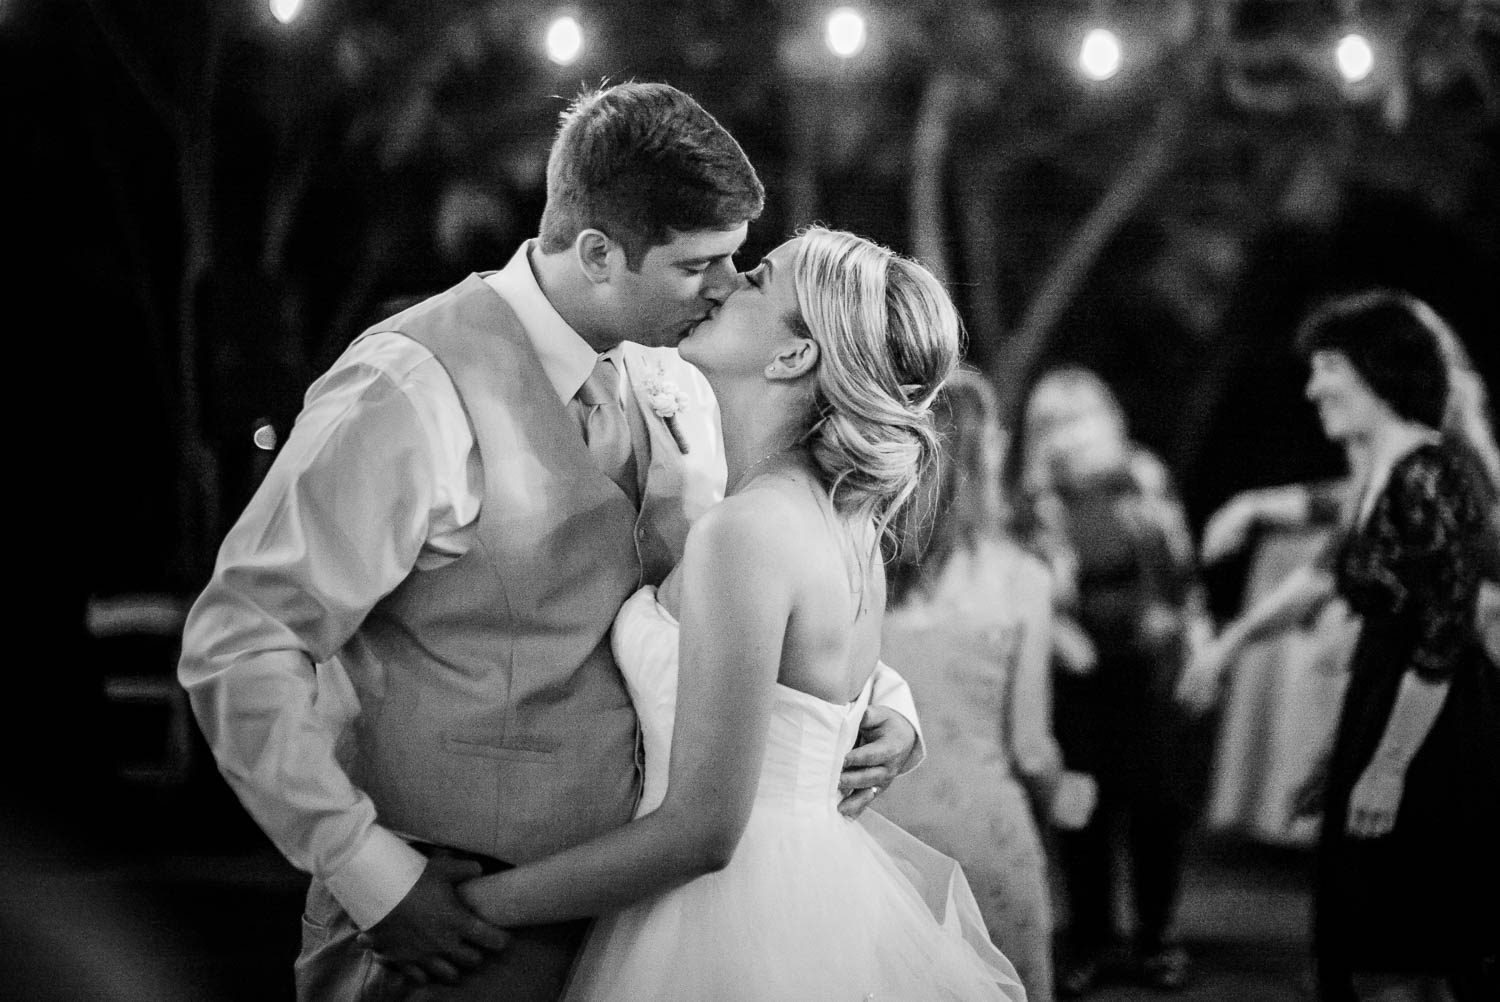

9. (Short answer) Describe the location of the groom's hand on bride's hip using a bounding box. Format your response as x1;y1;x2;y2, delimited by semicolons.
357;854;512;987
837;706;918;818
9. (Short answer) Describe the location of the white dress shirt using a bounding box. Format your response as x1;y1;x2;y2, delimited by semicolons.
179;242;609;929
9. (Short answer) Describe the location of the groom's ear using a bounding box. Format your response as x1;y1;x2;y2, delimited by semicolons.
575;229;617;285
766;338;819;381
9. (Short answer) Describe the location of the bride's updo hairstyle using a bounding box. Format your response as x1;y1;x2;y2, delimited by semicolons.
790;227;962;553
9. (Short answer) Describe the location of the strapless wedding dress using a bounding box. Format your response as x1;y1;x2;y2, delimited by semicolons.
561;586;1027;1001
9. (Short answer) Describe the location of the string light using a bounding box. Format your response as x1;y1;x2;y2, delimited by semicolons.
269;0;303;25
825;7;866;59
252;421;278;451
1335;32;1374;83
1079;28;1122;81
546;15;584;66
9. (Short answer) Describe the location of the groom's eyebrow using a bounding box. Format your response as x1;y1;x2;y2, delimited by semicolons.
675;250;735;267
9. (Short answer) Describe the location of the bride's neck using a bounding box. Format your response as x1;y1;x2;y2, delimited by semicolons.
714;382;816;493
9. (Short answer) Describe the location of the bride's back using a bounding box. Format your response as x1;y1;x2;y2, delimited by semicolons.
749;471;885;706
657;463;883;706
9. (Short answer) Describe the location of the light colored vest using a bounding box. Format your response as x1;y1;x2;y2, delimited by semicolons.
340;274;721;864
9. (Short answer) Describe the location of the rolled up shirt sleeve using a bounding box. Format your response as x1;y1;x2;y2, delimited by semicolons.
179;344;466;929
870;660;927;773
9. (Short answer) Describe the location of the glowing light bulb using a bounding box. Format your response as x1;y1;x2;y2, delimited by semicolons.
1336;33;1374;83
269;0;303;25
825;7;866;59
1079;28;1122;81
546;16;583;66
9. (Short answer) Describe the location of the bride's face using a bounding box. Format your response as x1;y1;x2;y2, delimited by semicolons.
678;238;804;378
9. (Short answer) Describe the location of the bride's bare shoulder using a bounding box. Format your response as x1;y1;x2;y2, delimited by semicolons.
684;482;825;570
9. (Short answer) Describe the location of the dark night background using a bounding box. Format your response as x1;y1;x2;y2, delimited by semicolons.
3;0;1497;998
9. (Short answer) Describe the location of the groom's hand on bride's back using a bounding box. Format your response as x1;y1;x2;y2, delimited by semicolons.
357;854;512;986
838;705;918;818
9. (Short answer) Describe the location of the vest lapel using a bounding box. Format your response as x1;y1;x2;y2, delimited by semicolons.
439;275;631;513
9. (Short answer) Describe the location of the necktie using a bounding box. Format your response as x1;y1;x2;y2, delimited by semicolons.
574;355;638;503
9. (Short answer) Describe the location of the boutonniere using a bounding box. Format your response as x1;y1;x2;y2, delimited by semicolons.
643;366;691;454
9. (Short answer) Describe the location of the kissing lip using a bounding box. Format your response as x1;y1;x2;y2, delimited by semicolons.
683;309;717;337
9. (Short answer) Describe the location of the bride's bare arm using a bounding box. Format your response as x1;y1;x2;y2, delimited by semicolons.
459;500;790;926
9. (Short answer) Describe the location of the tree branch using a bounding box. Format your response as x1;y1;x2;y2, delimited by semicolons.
77;0;175;135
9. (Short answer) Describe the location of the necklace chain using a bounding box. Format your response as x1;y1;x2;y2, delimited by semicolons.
728;445;802;495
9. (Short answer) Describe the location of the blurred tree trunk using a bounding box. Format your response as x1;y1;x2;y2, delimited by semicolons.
173;4;229;585
785;85;824;234
994;100;1185;424
909;71;962;283
955;157;1005;374
81;0;231;586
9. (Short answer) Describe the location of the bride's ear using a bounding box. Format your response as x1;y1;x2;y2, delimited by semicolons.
766;338;819;381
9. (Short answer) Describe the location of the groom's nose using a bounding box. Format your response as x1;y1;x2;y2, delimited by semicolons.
700;259;741;306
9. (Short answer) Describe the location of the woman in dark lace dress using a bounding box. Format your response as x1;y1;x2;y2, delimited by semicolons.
1295;291;1500;1002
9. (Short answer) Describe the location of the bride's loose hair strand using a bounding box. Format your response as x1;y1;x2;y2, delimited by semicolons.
789;227;963;559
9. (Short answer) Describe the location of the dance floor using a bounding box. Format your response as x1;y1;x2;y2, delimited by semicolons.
1;779;1314;1002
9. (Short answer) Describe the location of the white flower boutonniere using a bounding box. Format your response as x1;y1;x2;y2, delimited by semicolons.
643;367;691;454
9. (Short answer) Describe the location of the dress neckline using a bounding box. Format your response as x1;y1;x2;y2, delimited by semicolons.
1352;436;1443;532
638;586;874;710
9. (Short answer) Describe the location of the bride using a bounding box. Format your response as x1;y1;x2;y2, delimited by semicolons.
460;226;1025;1000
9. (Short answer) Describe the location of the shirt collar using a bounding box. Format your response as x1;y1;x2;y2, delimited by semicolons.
484;240;621;404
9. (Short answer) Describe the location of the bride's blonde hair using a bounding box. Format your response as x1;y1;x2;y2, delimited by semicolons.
790;227;962;555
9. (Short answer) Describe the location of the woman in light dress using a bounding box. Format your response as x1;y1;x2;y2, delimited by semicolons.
879;368;1097;1002
458;227;1026;1000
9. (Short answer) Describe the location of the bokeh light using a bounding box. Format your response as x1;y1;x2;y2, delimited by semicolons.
269;0;303;25
252;422;278;452
1335;33;1374;83
546;16;584;66
825;7;867;59
1079;28;1122;81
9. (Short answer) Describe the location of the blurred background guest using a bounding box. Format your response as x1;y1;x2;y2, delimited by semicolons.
1184;303;1500;848
1013;366;1213;996
1287;290;1499;1002
880;367;1096;1002
1181;442;1365;848
1180;533;1359;847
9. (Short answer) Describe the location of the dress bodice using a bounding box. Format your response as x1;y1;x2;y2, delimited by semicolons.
611;586;873;817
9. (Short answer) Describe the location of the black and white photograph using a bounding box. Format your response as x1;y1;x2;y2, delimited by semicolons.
5;1;1498;1000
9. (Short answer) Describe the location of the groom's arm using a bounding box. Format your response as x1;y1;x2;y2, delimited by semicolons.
838;661;924;817
869;661;925;771
178;348;507;981
460;498;790;926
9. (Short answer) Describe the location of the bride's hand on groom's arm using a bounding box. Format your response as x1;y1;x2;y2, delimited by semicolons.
838;706;918;818
356;855;512;987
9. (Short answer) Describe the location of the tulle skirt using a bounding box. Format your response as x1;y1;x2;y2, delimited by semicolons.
561;808;1026;1001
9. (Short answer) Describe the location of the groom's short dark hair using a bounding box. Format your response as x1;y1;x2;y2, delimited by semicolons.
538;82;765;270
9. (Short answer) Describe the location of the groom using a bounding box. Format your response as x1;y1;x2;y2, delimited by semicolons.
179;82;924;1001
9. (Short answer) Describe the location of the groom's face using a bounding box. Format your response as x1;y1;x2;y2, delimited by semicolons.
611;224;748;349
678;238;803;379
